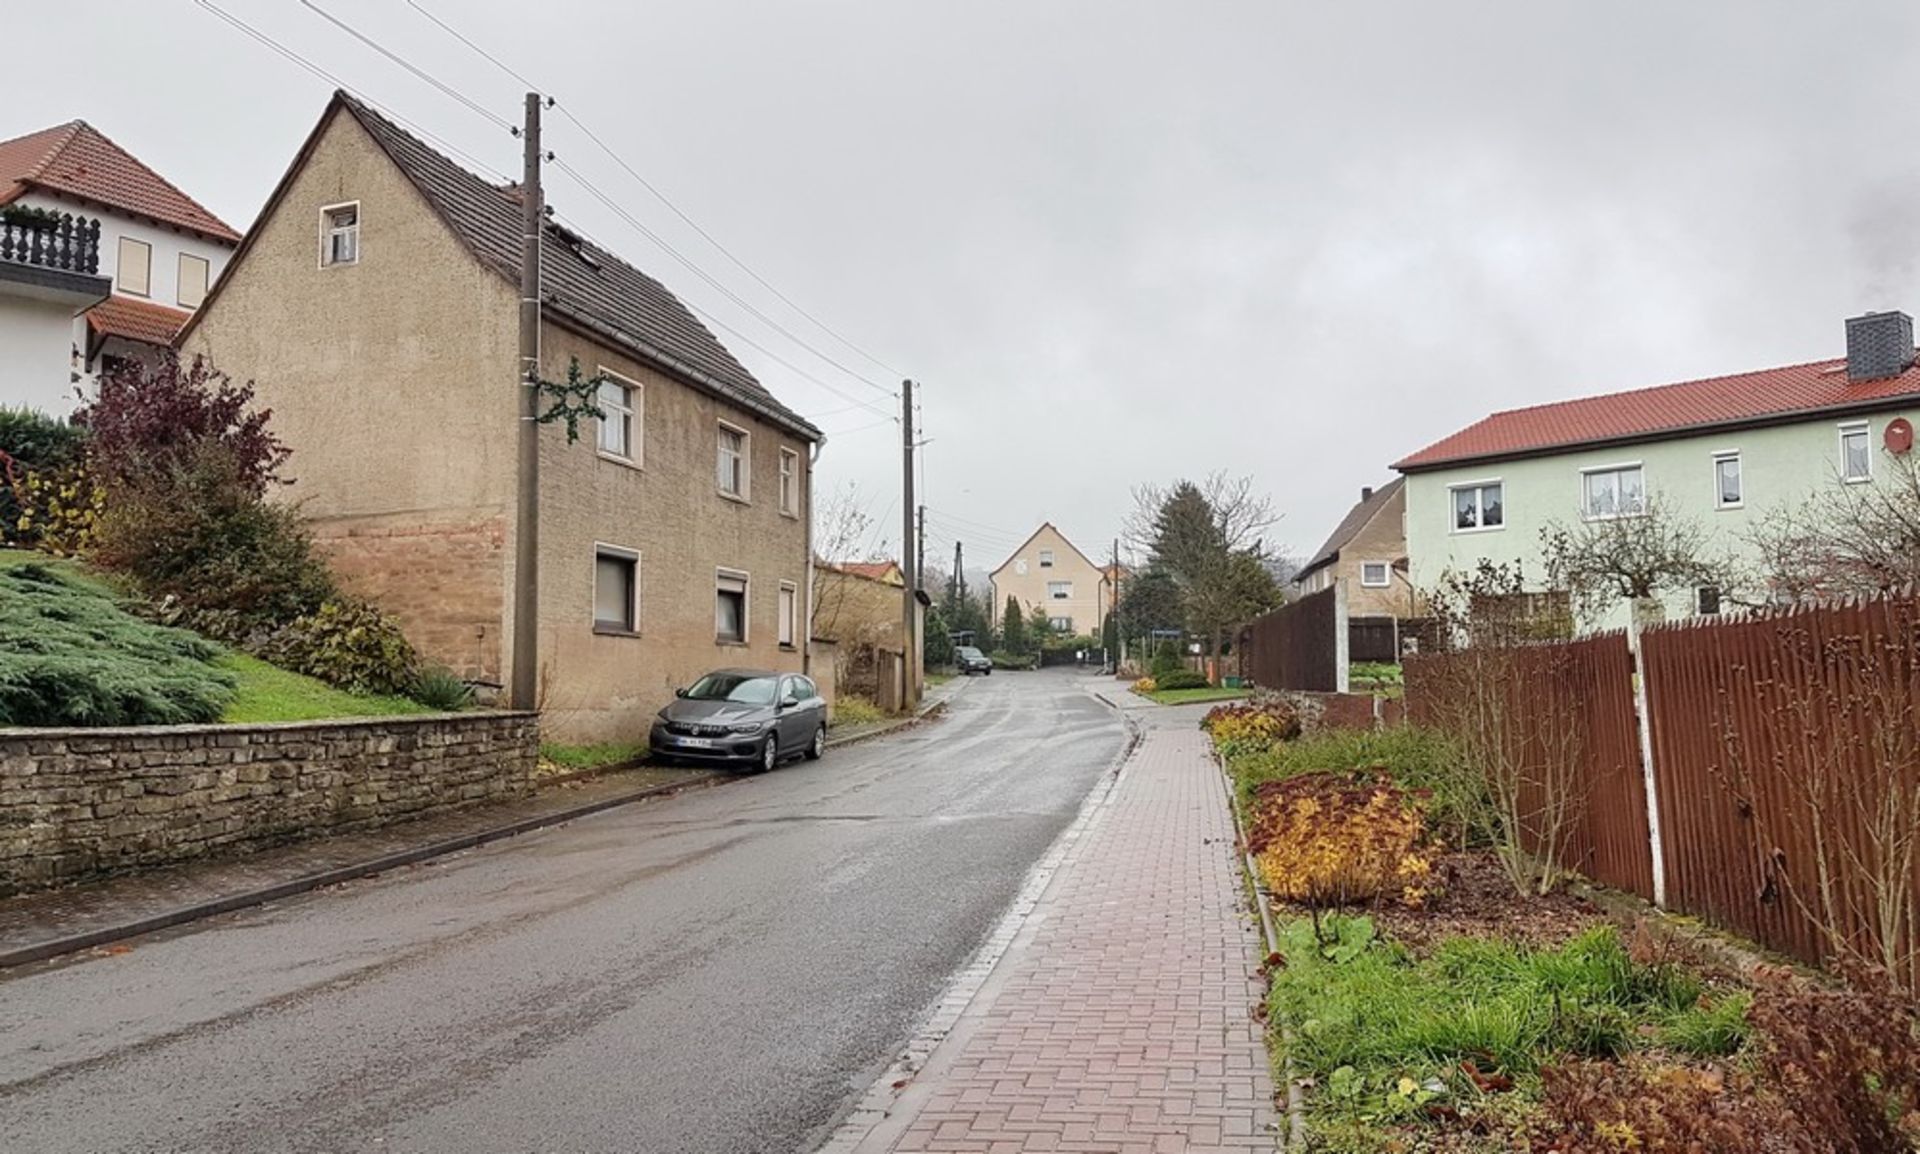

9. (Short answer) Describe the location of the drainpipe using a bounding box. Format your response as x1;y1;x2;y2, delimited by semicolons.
803;438;822;677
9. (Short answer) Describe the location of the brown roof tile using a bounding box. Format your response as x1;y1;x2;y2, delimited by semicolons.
86;296;193;346
0;121;239;243
334;94;819;442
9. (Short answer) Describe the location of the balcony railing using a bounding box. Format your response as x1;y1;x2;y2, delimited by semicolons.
0;212;102;275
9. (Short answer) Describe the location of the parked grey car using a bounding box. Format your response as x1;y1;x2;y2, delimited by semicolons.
649;669;828;772
955;645;992;675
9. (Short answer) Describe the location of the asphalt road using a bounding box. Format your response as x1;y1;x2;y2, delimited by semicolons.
0;670;1125;1154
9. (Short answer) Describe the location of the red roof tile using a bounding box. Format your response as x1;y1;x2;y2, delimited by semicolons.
86;296;192;347
824;560;905;586
0;121;239;244
1395;354;1920;471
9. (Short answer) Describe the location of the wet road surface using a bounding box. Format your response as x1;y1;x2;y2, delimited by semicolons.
0;670;1125;1154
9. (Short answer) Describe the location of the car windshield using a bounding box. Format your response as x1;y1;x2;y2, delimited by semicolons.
957;647;983;659
684;673;777;704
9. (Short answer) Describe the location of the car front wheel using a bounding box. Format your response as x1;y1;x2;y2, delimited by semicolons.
759;736;778;773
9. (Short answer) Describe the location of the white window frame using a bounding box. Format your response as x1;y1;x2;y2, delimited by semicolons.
1711;450;1742;510
778;447;799;518
1580;461;1647;521
116;236;151;297
1047;580;1073;600
717;421;750;501
1448;479;1506;534
319;201;360;268
716;568;750;645
1038;549;1055;568
1048;616;1073;633
595;369;641;465
177;252;210;309
591;544;640;636
778;580;798;648
1839;421;1873;484
1360;561;1391;588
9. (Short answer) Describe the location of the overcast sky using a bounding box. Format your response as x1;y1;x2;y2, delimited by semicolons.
13;1;1919;572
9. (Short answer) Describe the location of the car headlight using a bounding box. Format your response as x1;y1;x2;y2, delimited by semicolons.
727;722;769;734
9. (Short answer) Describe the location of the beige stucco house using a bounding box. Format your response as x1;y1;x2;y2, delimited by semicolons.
1294;479;1419;619
180;92;821;742
989;523;1111;638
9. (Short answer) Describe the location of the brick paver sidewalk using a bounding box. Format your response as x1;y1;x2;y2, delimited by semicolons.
860;716;1279;1153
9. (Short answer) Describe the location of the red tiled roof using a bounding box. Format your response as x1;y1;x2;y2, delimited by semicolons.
86;296;193;347
0;121;239;244
1394;353;1920;471
824;560;905;586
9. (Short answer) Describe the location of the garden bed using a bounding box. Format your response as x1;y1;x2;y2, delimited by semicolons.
1203;694;1920;1153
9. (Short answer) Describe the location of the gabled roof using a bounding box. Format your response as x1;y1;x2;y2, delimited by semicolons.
820;560;905;586
0;121;239;244
86;296;192;347
1394;352;1920;472
299;93;816;442
988;522;1102;578
1298;478;1403;580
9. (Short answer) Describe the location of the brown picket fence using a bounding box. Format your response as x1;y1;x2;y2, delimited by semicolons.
1403;591;1920;986
1240;587;1340;692
1405;633;1654;900
1641;595;1920;984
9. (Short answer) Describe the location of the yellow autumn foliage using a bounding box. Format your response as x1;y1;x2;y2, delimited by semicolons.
1249;772;1432;908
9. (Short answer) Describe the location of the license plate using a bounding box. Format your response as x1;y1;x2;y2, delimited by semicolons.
677;736;715;749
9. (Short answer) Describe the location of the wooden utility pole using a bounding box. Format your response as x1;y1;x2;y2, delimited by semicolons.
510;92;543;710
951;540;963;608
916;504;927;596
900;380;919;708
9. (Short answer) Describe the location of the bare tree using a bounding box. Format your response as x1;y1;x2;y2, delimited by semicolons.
1419;560;1588;896
1539;493;1735;625
1748;452;1920;603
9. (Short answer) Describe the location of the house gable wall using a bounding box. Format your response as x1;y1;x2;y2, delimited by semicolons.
180;107;519;683
989;524;1109;637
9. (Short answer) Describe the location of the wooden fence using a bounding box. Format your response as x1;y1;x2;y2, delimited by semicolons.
1406;633;1654;900
1404;592;1920;985
1641;596;1920;984
1240;586;1341;692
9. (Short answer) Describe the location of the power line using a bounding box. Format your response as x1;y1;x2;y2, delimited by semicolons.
545;170;896;422
404;0;906;387
298;1;513;132
191;1;512;183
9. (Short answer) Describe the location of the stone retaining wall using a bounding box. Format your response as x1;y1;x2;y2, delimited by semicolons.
0;712;537;895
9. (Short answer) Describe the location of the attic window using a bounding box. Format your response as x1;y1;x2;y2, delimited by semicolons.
550;222;601;270
321;202;358;267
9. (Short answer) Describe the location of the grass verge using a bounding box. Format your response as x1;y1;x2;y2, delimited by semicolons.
1141;686;1248;706
833;695;886;725
538;741;649;773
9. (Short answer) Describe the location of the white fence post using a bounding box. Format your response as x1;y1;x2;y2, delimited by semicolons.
1627;613;1668;909
1334;579;1351;695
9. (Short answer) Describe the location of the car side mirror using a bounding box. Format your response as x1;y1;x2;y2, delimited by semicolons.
781;696;800;710
674;687;688;698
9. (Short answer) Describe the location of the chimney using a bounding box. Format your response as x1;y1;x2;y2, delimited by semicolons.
1360;486;1374;502
1845;310;1914;382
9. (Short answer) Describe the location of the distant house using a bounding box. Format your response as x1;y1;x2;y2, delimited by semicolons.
179;92;821;741
1295;479;1416;618
1395;310;1920;629
0;120;239;410
989;523;1112;638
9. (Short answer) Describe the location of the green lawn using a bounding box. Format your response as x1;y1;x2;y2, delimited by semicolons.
1141;686;1249;706
539;741;649;772
219;653;430;724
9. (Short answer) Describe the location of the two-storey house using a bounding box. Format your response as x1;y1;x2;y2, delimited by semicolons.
179;92;821;742
0;120;239;411
1396;310;1920;630
989;523;1112;638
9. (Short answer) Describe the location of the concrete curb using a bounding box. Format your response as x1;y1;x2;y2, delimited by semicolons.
0;773;726;971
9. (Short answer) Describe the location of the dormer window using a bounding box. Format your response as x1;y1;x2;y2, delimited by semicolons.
321;203;359;267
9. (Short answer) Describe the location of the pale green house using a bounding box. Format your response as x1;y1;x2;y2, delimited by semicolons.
1395;311;1920;631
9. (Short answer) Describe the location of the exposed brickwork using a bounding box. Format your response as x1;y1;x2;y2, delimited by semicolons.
316;514;507;684
879;723;1279;1152
0;712;536;896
